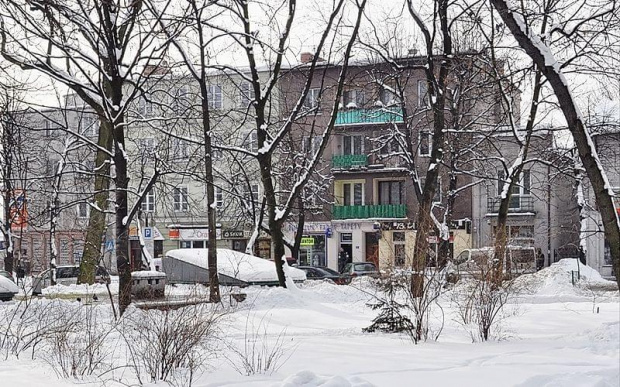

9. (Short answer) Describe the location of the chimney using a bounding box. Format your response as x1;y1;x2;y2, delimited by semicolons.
300;52;314;64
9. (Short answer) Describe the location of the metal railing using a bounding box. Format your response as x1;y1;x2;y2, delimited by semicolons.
486;196;535;213
335;107;404;125
332;204;407;219
332;154;368;168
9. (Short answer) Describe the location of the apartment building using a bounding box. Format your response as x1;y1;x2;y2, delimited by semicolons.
280;54;506;271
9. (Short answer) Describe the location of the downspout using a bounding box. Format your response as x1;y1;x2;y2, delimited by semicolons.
547;163;552;267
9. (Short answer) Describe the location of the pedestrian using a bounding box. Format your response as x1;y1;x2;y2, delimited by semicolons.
536;248;544;271
338;247;349;273
16;263;25;286
578;246;586;265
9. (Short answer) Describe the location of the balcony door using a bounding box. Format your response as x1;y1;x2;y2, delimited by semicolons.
343;182;364;206
498;170;531;209
342;135;364;156
378;180;404;205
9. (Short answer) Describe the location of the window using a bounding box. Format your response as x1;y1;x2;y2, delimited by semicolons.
173;137;190;160
497;169;531;208
343;135;363;155
433;180;442;203
303;88;320;110
245;184;259;203
380;138;400;155
379;86;400;106
378;180;404;205
180;240;205;249
418;131;432;157
215;186;224;209
77;202;89;218
138;97;153;116
239;81;252;107
393;232;406;266
245;131;258;153
343;89;365;108
208;84;223;109
173;86;189;114
173;186;189;212
303;136;322;155
418;79;429;107
81;116;98;137
342;182;364;206
141;189;155;212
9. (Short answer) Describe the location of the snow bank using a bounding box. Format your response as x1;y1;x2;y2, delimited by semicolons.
514;259;618;301
42;282;117;296
279;370;374;387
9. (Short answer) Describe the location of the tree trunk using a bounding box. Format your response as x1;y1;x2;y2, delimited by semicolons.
78;118;113;284
491;0;620;286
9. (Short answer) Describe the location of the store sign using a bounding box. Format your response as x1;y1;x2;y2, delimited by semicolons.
223;230;245;239
129;226;139;240
427;235;438;244
144;227;152;240
300;237;315;246
169;229;180;239
334;222;362;231
285;222;331;233
381;221;415;231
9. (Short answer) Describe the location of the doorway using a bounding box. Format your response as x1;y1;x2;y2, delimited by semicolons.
340;233;353;265
365;232;379;267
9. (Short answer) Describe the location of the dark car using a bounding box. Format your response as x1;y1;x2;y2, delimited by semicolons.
297;266;349;285
341;262;378;279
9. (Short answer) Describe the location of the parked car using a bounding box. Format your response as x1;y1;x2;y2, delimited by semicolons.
297;266;350;285
447;247;536;282
0;272;19;301
340;262;378;279
32;265;110;295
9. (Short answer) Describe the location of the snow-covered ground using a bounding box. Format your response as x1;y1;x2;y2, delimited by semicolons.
0;259;618;387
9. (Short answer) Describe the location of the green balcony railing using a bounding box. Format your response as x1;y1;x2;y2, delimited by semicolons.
335;107;404;126
332;154;368;169
332;204;407;219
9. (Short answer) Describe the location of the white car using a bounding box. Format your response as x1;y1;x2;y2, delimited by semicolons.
0;271;19;301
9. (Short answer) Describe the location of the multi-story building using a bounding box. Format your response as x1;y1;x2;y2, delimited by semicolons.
470;131;580;266
580;125;620;280
280;54;507;271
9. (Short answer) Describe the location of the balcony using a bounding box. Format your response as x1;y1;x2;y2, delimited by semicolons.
487;196;535;214
332;154;368;169
332;204;407;219
335;107;404;126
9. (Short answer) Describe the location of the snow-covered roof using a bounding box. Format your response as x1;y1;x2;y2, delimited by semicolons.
165;248;306;283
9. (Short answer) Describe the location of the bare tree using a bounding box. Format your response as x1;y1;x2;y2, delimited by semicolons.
0;0;169;314
490;0;620;287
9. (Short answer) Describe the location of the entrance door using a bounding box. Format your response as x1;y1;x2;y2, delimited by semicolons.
340;233;353;265
365;232;379;267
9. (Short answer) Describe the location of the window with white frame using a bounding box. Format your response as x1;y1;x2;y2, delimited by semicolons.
173;137;190;160
419;130;432;156
173;186;189;212
77;202;89;218
303;88;321;110
138;97;154;116
239;81;252;107
342;135;364;155
81;116;98;137
173;86;189;115
418;79;429;107
141;189;155;212
497;169;531;208
245;131;258;152
343;89;365;108
208;84;223;110
341;182;364;206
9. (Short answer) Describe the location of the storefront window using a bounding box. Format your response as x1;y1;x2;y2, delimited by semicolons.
179;240;206;249
300;235;326;266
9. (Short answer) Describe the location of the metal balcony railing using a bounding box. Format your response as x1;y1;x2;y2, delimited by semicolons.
332;204;407;219
487;196;535;213
332;154;368;169
335;107;404;126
